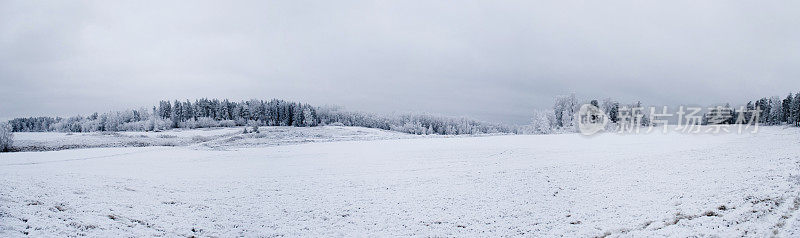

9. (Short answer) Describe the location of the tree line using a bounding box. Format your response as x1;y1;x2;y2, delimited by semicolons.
692;93;800;126
524;94;650;134
7;98;510;135
525;90;800;134
748;93;800;126
4;91;800;143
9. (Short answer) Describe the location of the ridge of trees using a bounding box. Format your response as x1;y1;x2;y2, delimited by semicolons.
7;98;511;135
524;90;800;134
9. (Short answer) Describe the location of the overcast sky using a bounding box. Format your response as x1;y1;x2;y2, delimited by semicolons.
2;0;800;124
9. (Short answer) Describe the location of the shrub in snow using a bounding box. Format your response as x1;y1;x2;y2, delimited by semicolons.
195;117;218;128
99;131;121;136
247;120;260;133
191;135;211;143
0;122;13;152
153;118;172;131
235;118;248;126
118;120;148;131
251;132;269;138
246;120;260;127
179;118;198;129
218;120;237;127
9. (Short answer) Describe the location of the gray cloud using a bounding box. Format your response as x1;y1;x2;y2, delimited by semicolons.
2;0;800;124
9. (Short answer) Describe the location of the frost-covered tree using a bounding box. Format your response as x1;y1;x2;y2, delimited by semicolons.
769;96;783;125
560;110;574;131
791;93;800;126
741;92;800;126
8;117;58;132
0;122;13;152
303;107;317;127
182;100;194;121
6;97;513;135
530;110;554;134
759;98;771;125
218;99;231;120
148;107;158;131
782;93;792;123
634;101;650;126
158;101;172;119
292;104;304;126
601;98;619;123
240;103;251;122
170;100;182;128
553;94;577;129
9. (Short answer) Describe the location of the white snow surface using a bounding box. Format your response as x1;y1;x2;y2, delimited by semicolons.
2;126;800;237
10;128;243;151
10;126;419;152
195;126;420;150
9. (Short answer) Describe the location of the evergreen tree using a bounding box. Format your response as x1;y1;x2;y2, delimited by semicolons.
218;100;230;120
783;93;792;123
158;101;172;119
170;100;181;128
745;101;755;124
241;103;251;121
770;96;783;125
183;100;194;121
791;92;800;126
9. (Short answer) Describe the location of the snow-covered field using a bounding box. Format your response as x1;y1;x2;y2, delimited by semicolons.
2;126;800;237
10;126;418;152
10;128;243;152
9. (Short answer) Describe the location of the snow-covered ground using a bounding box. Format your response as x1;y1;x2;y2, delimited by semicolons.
10;128;243;152
10;126;418;152
196;126;420;150
1;126;800;237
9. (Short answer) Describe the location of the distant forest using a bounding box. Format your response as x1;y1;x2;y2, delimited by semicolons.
7;99;512;135
8;90;800;136
527;90;800;134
